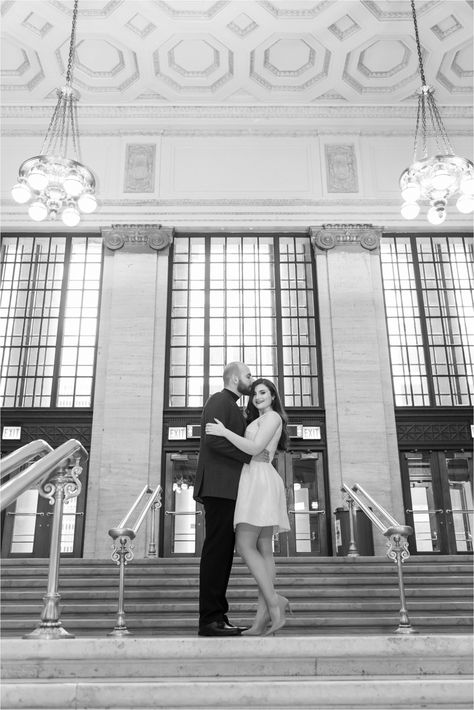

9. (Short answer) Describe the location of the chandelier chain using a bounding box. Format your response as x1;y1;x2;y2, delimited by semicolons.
66;0;79;86
410;0;426;87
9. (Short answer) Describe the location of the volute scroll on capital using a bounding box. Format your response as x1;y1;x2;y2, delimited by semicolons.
309;224;382;252
102;225;174;252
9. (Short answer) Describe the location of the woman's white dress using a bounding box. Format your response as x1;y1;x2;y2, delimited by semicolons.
234;414;290;533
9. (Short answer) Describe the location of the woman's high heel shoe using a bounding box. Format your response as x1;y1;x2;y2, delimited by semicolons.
264;595;290;636
242;608;270;636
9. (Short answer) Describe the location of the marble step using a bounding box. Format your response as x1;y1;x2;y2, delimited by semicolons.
2;636;472;710
2;589;472;606
2;600;473;615
3;615;472;637
3;574;472;589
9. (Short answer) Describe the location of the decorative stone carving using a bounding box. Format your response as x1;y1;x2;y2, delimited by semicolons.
124;144;156;193
325;144;358;193
102;225;174;252
310;224;382;252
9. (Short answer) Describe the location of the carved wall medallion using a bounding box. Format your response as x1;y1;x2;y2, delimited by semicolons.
124;144;156;193
325;144;358;193
102;225;174;251
310;224;381;251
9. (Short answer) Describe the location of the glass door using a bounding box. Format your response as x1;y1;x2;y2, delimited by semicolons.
1;464;87;558
162;452;204;556
274;451;329;557
402;450;473;554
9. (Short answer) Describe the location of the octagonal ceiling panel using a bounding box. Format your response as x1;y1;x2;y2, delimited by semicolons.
154;34;232;94
0;0;471;105
57;35;139;94
251;34;330;93
344;36;421;96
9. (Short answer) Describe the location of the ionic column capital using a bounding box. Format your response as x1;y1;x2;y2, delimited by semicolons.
102;225;174;252
310;224;382;252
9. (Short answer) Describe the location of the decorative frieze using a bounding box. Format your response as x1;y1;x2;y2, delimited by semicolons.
310;224;382;251
397;421;471;445
102;225;174;252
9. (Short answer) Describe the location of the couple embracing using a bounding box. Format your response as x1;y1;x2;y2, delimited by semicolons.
194;362;291;637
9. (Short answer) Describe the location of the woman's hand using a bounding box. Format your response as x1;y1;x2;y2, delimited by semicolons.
205;418;228;438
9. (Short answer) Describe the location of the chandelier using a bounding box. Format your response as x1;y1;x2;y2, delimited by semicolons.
11;0;97;226
400;0;474;225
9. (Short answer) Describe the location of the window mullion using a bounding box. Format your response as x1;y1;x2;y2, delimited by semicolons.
273;237;284;400
203;236;211;403
410;236;437;407
52;237;72;407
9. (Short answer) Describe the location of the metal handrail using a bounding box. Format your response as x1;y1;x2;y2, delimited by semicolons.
341;482;416;635
108;483;162;637
1;439;53;480
0;440;87;511
0;439;88;639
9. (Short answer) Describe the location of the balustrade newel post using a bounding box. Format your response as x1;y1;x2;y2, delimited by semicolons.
146;494;162;558
347;498;359;557
108;529;135;637
385;527;417;634
24;459;82;639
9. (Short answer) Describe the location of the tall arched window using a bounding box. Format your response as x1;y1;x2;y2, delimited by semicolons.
167;234;321;408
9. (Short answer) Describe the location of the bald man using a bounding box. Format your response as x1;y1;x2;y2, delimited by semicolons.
195;362;265;636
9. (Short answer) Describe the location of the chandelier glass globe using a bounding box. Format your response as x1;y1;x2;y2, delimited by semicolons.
11;182;32;204
28;200;48;222
62;205;81;227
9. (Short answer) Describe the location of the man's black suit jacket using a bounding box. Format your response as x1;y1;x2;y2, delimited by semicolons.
194;389;252;503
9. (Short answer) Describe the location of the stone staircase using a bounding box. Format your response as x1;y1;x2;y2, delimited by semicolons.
1;556;473;709
1;635;473;709
1;556;473;636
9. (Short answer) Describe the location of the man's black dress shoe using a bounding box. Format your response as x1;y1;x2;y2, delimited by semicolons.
198;621;241;637
223;618;249;633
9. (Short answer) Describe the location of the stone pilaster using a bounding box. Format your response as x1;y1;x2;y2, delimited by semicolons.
310;224;403;555
83;225;174;558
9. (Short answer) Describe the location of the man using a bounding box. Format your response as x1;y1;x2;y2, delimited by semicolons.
194;361;262;637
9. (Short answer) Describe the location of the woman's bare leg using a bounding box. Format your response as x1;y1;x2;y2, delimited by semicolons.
235;523;280;629
248;529;276;630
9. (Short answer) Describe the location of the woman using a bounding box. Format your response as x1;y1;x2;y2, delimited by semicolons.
205;378;291;636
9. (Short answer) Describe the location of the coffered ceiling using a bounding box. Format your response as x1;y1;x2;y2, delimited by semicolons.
1;0;473;107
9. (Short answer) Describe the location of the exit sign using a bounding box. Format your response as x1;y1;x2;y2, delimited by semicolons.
2;426;22;440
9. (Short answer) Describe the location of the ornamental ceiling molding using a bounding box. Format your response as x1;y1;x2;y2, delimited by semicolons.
1;104;471;121
3;128;473;140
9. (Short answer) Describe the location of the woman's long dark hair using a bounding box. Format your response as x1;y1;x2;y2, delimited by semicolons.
245;378;289;451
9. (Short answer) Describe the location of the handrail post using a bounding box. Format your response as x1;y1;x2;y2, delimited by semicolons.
347;497;359;557
24;458;83;639
146;490;162;558
108;528;135;637
385;526;417;634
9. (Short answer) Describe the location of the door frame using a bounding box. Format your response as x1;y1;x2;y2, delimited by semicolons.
160;445;331;558
400;448;473;555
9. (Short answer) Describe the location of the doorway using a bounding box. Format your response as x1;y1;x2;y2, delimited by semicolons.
161;449;329;557
401;450;473;554
1;464;87;558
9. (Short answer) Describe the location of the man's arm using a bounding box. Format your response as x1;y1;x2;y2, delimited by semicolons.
203;395;252;464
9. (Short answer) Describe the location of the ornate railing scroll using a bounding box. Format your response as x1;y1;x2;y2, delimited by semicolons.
108;483;162;637
341;482;416;635
0;439;88;639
